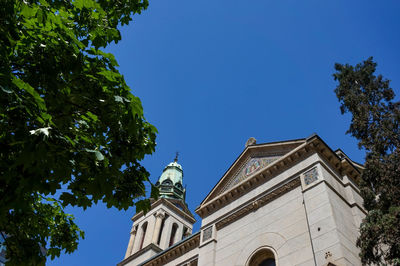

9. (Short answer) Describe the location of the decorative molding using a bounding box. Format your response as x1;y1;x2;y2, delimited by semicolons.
306;179;366;215
139;233;200;266
202;226;212;242
118;243;163;266
176;255;199;266
133;198;195;224
215;177;301;230
130;225;137;234
155;210;165;219
198;139;306;207
245;137;257;147
221;156;281;193
195;135;362;219
196;147;311;219
303;167;319;185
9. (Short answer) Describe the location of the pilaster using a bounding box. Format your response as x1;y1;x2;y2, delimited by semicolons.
124;226;137;259
152;210;165;244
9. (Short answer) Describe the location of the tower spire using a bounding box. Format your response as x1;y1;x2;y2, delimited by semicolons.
155;155;185;201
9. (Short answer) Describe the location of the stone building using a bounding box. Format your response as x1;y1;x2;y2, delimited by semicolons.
118;134;365;266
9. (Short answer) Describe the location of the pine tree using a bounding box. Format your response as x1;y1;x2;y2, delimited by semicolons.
334;57;400;265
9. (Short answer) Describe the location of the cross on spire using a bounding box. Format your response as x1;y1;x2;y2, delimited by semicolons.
174;151;179;162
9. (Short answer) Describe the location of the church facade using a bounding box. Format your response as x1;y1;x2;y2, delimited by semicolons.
118;134;365;266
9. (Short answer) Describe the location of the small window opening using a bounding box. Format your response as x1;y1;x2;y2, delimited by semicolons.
139;222;148;250
157;216;167;245
182;226;188;240
169;223;178;247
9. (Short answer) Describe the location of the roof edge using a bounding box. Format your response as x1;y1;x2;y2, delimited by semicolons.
197;137;308;207
132;198;196;224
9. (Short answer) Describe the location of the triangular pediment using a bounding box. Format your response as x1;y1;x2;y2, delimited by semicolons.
199;138;306;207
219;155;281;193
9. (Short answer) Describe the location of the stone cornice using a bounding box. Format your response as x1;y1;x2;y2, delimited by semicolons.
195;135;361;219
312;138;361;185
199;138;306;206
132;198;196;224
196;142;313;218
118;243;162;266
139;232;200;266
303;179;366;215
214;177;301;230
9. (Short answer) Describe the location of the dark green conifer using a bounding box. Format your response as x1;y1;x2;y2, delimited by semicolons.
334;57;400;265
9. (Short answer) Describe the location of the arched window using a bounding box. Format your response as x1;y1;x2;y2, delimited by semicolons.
169;223;178;247
248;248;276;266
258;259;275;266
175;182;183;190
161;179;172;185
139;222;148;250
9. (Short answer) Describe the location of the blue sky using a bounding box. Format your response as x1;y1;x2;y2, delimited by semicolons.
49;1;400;265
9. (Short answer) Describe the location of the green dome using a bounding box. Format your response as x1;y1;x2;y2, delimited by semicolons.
155;159;185;200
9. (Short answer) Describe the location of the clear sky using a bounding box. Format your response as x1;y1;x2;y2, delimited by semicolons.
48;1;400;265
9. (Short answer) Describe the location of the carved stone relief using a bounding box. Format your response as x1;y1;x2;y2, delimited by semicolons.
221;155;280;193
202;226;212;242
303;167;319;185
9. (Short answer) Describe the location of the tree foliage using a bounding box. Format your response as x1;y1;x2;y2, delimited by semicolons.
334;57;400;265
0;0;157;264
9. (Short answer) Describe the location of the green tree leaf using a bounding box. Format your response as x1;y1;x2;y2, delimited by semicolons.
0;0;154;264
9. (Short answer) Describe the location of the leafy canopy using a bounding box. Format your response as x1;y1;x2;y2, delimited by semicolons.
0;0;157;264
334;57;400;265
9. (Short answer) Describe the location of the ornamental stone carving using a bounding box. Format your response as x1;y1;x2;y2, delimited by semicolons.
303;167;319;185
245;137;257;147
221;156;280;192
202;226;212;242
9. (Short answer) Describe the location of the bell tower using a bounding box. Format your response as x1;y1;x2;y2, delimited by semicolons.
155;153;187;203
121;157;195;266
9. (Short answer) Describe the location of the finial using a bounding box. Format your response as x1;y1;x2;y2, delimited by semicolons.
174;151;179;162
245;137;257;147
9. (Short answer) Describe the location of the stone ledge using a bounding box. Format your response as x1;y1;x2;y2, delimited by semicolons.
215;177;301;230
132;198;196;224
139;232;200;266
118;243;162;266
195;135;361;219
